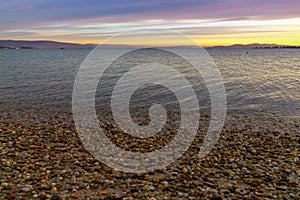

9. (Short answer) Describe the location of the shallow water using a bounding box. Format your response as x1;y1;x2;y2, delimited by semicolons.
0;48;299;117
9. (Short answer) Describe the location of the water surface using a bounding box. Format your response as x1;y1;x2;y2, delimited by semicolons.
0;48;299;117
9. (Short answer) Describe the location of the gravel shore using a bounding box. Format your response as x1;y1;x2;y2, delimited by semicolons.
0;112;299;199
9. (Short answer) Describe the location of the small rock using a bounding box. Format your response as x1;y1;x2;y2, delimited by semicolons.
52;187;57;193
182;168;188;173
149;186;155;190
183;193;189;197
162;181;168;186
1;182;9;189
239;189;247;195
157;184;165;190
269;187;275;191
40;184;49;190
209;189;218;195
79;183;87;188
104;179;114;185
276;185;288;190
39;192;47;198
254;179;263;185
50;194;62;200
123;197;134;200
119;184;127;189
22;187;31;192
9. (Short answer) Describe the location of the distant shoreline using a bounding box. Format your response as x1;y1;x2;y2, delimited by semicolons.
1;40;300;50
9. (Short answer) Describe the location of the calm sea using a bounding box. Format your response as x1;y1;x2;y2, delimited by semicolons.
0;48;299;117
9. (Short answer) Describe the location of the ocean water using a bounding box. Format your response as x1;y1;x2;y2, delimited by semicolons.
0;48;299;117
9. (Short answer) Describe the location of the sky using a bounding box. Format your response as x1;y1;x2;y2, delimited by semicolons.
0;0;300;46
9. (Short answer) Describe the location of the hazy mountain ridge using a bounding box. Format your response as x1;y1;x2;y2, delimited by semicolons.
0;40;96;49
0;40;299;49
208;43;300;49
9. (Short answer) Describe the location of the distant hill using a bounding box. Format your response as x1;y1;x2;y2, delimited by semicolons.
0;40;96;49
208;43;300;49
0;40;299;49
230;43;278;48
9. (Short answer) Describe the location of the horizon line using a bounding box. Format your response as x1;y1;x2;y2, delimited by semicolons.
1;39;300;48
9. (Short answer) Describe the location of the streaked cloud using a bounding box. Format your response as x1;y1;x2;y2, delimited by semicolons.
0;0;299;46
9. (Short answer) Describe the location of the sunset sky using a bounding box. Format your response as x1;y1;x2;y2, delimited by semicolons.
1;0;300;46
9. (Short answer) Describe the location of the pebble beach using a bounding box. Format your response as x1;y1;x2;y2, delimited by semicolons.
0;111;299;199
1;0;300;199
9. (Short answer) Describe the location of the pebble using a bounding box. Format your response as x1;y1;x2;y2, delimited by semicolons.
52;187;57;192
119;183;127;189
149;186;155;190
157;184;165;190
40;184;49;190
1;182;9;189
276;185;288;190
162;181;168;186
182;167;188;173
21;187;31;192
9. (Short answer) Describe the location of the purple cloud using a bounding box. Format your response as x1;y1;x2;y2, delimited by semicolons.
0;0;299;41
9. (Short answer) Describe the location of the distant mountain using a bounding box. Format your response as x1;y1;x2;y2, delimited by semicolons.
0;40;96;49
1;40;299;49
230;43;278;48
208;43;300;49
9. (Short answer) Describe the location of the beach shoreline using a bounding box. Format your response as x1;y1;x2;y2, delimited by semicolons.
0;110;299;199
